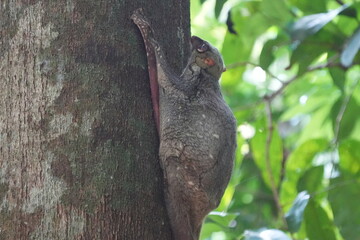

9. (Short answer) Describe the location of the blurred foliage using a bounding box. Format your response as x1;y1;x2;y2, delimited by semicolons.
190;0;360;239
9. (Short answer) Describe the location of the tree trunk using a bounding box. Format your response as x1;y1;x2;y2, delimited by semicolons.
0;1;190;239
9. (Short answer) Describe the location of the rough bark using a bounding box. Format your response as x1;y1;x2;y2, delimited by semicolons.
0;1;190;239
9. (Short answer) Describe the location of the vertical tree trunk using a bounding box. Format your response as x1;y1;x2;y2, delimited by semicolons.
0;1;190;239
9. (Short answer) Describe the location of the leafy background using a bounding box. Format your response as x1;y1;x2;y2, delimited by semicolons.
190;0;360;239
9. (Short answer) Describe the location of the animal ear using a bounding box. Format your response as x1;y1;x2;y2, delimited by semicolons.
191;36;206;51
196;43;208;53
204;57;215;66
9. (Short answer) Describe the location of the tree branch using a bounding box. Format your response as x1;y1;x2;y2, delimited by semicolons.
264;61;342;101
228;58;354;230
264;99;286;225
227;60;345;103
226;61;284;83
333;78;360;144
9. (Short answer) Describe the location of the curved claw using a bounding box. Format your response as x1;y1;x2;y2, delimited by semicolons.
131;8;152;31
130;8;160;135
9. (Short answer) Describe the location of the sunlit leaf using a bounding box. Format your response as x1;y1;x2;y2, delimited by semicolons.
192;1;360;239
259;229;291;240
244;229;292;240
251;118;283;189
200;222;226;239
280;90;336;121
341;26;360;67
336;11;359;36
216;134;244;211
261;0;292;25
339;139;360;174
297;101;336;144
207;211;239;227
289;4;349;42
285;138;328;173
285;191;310;233
329;67;346;92
289;38;328;74
280;139;328;209
244;231;263;240
288;0;328;13
331;96;360;141
304;199;337;240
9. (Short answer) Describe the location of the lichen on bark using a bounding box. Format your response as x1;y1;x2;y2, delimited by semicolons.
0;0;189;239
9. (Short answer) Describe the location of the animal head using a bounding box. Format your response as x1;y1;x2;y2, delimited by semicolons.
190;36;226;79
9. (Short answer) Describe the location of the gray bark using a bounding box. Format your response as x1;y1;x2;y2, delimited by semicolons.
0;1;190;239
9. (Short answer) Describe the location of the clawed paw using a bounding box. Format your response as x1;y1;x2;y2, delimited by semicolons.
131;8;154;38
131;8;148;24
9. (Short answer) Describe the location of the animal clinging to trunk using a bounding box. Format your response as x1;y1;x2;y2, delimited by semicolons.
131;9;237;240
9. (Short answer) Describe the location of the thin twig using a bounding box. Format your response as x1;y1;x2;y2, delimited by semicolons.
230;58;353;230
261;60;343;227
312;178;357;196
264;100;286;225
333;78;360;144
227;60;344;102
329;77;359;179
264;61;342;101
226;61;284;83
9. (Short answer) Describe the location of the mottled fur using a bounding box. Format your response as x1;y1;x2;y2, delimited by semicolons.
131;9;237;240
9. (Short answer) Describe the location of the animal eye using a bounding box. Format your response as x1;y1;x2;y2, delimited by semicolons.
197;43;208;53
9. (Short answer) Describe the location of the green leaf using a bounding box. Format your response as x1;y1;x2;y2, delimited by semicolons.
336;11;359;36
259;39;279;70
251;118;283;189
214;0;226;18
200;222;226;239
285;191;310;233
216;135;244;210
244;229;291;240
244;231;263;240
281;89;336;121
206;211;239;227
261;0;292;26
289;39;327;74
304;199;337;240
222;31;250;63
222;5;270;64
288;0;328;13
329;174;360;240
331;96;360;141
329;67;346;92
296;99;337;144
297;166;324;194
339;139;360;174
280;139;328;209
284;138;328;176
341;26;360;67
339;5;358;18
289;4;349;42
191;1;360;239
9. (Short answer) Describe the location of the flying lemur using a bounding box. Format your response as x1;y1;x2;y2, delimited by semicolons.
131;9;237;240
